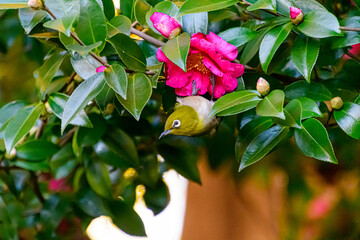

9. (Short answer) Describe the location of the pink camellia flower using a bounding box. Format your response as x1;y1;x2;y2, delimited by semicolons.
290;6;302;19
344;43;360;59
150;12;182;39
96;66;106;73
49;178;72;193
157;32;244;99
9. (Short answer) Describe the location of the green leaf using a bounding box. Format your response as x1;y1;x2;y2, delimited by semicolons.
0;0;28;9
19;8;47;34
294;118;337;163
75;0;107;54
182;12;208;35
85;156;112;199
107;15;132;38
298;97;322;119
273;99;302;128
297;11;341;38
45;0;80;18
116;73;152;121
95;84;115;111
235;117;274;162
218;27;258;47
36;50;67;99
334;102;360;139
157;138;200;183
5;103;44;152
240;125;290;171
120;0;135;21
101;0;115;20
284;80;333;101
143;180;169;215
178;0;238;16
259;22;292;73
145;1;179;34
66;41;103;57
76;187;110;217
353;0;360;12
355;95;360;104
240;29;268;65
161;33;190;72
108;33;147;72
288;0;328;13
291;36;320;82
256;89;285;119
61;73;106;133
247;0;276;11
332;17;360;49
104;63;128;99
44;14;77;37
76;114;107;147
69;53;103;80
0;101;26;134
210;90;261;118
14;159;49;171
134;0;151;26
48;93;93;128
50;144;76;179
16;140;59;161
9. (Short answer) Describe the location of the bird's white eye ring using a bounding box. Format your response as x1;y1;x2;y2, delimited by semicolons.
173;120;181;128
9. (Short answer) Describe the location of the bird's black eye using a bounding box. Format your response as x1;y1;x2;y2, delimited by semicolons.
173;120;181;128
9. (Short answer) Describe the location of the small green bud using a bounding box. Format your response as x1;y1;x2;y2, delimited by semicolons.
256;77;270;97
330;97;343;110
28;0;43;10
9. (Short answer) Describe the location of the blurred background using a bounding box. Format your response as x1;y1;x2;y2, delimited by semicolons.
1;1;360;240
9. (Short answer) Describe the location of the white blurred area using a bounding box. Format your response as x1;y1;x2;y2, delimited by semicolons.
86;170;188;240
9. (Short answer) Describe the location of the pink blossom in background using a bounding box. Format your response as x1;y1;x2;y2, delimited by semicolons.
49;178;72;193
96;66;106;73
344;43;360;59
157;31;244;99
290;6;303;19
150;12;182;39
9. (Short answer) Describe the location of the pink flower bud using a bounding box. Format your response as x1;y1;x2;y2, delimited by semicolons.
256;77;270;97
96;66;106;73
28;0;43;10
150;12;182;39
290;7;304;25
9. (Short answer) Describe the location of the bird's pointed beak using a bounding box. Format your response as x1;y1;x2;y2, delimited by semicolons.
159;129;172;139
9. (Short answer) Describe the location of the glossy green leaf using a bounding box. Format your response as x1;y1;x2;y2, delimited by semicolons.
116;73;152;121
85;157;112;199
16;140;59;161
14;159;49;171
95;84;115;111
145;1;179;34
70;53;103;79
294;118;337;163
0;0;28;9
120;0;135;21
50;144;76;179
76;187;110;217
104;63;128;99
182;12;208;35
332;17;360;49
66;41;103;57
235;117;274;162
45;0;80;18
297;11;341;38
273;99;302;128
334;102;360;139
259;22;292;73
134;0;151;26
240;125;290;171
61;73;106;133
247;0;276;11
256;89;285;119
44;14;77;37
298;97;322;119
76;114;107;147
240;29;268;66
101;0;115;20
19;8;47;34
36;50;67;99
284;80;333;101
355;95;360;104
5;103;44;152
143;180;169;215
291;36;320;82
161;33;190;72
0;101;26;134
107;15;132;38
218;27;258;47
178;0;238;16
48;93;93;128
108;33;147;72
75;0;107;54
210;90;261;118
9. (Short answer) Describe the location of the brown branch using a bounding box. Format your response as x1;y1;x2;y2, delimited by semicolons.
130;27;165;46
340;26;360;32
30;171;45;204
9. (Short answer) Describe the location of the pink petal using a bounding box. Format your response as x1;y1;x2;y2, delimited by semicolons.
190;34;216;57
175;81;193;96
96;66;106;73
150;12;181;38
156;48;170;63
203;56;223;77
197;74;210;95
206;32;238;61
217;60;244;77
166;68;189;88
290;7;303;19
219;73;238;92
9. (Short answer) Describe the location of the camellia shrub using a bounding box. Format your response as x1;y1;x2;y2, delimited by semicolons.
0;0;359;238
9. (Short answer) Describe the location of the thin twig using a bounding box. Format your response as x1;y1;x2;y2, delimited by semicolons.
340;26;360;32
30;171;45;204
35;118;47;139
131;21;138;28
346;51;360;62
130;27;165;46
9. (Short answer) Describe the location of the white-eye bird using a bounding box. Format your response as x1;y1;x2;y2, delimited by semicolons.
159;96;219;138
